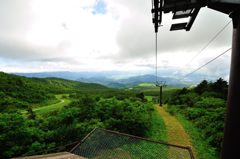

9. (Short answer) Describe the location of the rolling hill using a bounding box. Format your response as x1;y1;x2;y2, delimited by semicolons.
14;72;193;88
0;72;109;112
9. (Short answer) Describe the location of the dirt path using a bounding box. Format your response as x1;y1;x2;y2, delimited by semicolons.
155;105;196;159
156;105;191;146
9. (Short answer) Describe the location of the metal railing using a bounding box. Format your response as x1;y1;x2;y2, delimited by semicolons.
71;128;195;159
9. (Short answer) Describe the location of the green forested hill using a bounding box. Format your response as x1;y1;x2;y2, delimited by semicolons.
0;72;155;158
0;71;228;158
0;72;109;111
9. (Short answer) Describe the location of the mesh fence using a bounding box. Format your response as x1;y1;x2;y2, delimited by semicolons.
71;128;195;159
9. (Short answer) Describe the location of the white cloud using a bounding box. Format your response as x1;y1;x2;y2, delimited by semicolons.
0;0;233;79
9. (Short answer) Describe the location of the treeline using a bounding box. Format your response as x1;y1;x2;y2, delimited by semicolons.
166;78;228;153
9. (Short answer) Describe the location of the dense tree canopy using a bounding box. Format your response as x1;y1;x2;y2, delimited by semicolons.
167;78;228;153
0;72;228;158
0;72;154;158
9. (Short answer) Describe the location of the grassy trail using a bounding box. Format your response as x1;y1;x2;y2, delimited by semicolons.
33;98;71;114
155;105;192;146
155;105;197;158
22;94;71;115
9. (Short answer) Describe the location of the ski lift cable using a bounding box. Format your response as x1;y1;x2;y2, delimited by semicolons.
183;47;232;77
186;20;232;65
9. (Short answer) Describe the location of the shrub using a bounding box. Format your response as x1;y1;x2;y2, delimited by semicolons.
185;108;206;120
195;97;226;109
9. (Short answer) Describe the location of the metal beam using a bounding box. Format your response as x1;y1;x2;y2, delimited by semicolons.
163;0;207;13
185;8;200;31
221;10;240;159
170;23;188;31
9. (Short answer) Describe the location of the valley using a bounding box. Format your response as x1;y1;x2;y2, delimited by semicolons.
0;72;226;159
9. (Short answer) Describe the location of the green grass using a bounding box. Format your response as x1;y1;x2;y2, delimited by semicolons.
147;105;167;142
35;98;60;107
22;94;71;115
166;108;219;159
115;105;168;159
33;98;71;114
138;83;156;87
94;141;168;159
143;87;178;96
145;96;153;102
144;105;168;158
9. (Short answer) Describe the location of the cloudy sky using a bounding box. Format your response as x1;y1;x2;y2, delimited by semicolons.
0;0;233;79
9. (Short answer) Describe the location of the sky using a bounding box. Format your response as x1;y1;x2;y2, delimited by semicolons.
0;0;233;80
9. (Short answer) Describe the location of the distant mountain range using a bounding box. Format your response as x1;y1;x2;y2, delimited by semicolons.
14;71;196;88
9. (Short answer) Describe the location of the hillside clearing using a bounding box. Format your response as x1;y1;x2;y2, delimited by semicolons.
22;94;71;115
33;98;71;114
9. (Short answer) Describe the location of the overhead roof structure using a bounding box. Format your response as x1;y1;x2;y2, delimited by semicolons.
209;0;240;14
152;0;240;31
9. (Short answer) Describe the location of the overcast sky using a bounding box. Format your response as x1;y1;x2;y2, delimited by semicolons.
0;0;233;79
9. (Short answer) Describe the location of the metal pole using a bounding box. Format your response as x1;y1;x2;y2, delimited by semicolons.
221;10;240;159
160;86;163;106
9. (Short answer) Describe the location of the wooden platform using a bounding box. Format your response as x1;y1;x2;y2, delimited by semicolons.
12;152;86;159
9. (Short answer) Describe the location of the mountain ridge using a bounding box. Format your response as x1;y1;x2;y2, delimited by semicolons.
14;71;193;88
